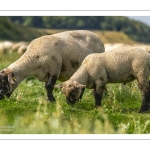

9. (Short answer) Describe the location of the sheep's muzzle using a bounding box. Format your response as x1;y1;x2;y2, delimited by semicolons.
66;97;77;105
0;91;4;99
0;76;11;100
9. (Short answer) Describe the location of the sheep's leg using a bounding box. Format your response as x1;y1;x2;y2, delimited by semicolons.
137;71;150;113
138;80;150;113
93;85;105;107
78;87;85;101
45;75;57;102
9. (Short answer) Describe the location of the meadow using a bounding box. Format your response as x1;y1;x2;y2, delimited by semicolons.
0;52;150;134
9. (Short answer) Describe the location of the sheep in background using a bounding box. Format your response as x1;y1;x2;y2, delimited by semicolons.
0;30;105;102
132;44;150;53
17;44;28;54
104;43;130;51
0;41;13;54
9;42;28;53
55;46;150;113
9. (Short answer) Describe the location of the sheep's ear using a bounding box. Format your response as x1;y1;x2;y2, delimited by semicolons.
8;73;16;84
73;81;86;88
77;83;86;88
54;83;63;89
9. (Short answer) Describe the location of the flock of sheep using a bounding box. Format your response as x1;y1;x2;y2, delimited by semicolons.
1;39;150;55
0;30;150;113
0;41;28;54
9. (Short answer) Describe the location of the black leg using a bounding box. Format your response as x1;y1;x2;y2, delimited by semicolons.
139;81;150;113
45;75;57;102
78;87;85;101
93;88;104;107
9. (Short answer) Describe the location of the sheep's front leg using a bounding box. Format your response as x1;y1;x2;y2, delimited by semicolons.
45;75;57;102
93;85;105;107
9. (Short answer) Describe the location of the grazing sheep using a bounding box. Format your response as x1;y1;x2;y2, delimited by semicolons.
104;43;130;52
9;42;28;53
0;41;13;54
0;30;105;102
17;44;28;54
132;44;150;53
55;46;150;113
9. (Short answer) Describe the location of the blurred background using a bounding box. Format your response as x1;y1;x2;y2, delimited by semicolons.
0;16;150;54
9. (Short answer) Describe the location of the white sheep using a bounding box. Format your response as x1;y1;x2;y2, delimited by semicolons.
0;30;105;102
132;44;150;53
104;43;130;52
55;46;150;113
9;42;28;53
0;41;13;54
17;44;28;54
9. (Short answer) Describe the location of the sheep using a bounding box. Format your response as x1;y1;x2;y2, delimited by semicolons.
17;44;28;54
55;46;150;113
132;44;150;53
104;43;130;52
0;30;105;102
0;41;13;54
9;42;28;53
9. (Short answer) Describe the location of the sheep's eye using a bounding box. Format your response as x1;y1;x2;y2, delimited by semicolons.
68;85;72;88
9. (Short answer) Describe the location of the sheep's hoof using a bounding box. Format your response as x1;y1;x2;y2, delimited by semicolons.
49;99;56;103
138;107;150;113
46;97;56;103
95;105;100;108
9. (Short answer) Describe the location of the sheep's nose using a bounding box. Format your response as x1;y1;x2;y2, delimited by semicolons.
67;98;75;105
0;93;4;100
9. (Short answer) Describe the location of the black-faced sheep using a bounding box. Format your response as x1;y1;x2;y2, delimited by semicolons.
55;47;150;113
0;30;105;101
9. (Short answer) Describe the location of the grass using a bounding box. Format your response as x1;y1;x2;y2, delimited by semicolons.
0;52;150;134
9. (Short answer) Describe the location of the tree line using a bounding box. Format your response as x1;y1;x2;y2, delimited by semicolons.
8;16;150;43
1;16;150;43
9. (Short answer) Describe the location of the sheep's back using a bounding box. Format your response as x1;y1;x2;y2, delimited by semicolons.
23;30;105;81
82;46;150;83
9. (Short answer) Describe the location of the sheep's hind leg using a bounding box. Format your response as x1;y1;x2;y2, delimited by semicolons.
45;75;57;102
138;81;150;113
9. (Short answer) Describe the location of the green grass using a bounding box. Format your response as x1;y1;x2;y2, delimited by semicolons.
0;53;150;134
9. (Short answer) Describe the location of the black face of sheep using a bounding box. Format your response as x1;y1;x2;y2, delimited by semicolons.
0;75;11;99
55;80;86;105
0;70;15;100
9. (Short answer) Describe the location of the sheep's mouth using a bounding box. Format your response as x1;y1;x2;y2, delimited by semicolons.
0;90;11;100
0;82;11;100
0;93;4;100
0;90;10;100
67;97;78;105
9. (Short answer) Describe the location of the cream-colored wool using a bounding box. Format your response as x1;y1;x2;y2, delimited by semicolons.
0;30;105;101
70;46;150;89
56;47;150;112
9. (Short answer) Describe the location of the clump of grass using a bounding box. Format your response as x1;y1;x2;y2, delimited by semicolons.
0;100;117;134
118;116;150;134
103;82;141;114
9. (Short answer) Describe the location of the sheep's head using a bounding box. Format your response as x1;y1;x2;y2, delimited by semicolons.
55;80;86;105
0;69;16;100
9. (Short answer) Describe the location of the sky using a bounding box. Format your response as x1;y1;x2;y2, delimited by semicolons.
127;16;150;26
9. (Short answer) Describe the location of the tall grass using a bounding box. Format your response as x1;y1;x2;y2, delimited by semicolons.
0;53;150;134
